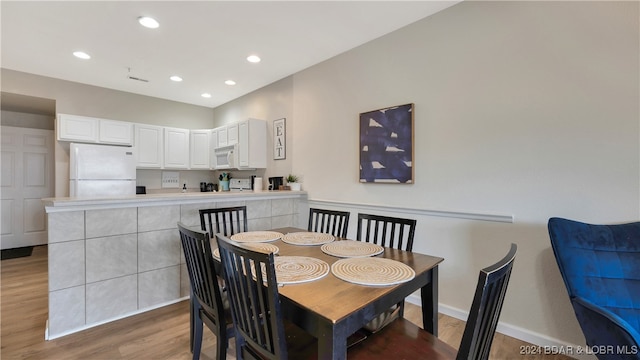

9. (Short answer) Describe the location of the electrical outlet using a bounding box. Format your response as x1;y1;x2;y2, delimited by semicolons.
161;171;180;188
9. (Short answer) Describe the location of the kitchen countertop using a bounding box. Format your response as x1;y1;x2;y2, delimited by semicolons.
43;190;307;212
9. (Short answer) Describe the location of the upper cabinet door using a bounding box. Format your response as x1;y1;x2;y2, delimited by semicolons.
236;118;267;169
163;127;189;169
217;126;228;147
210;128;219;168
237;120;250;168
189;129;210;169
57;114;98;143
227;123;239;145
134;124;163;168
99;119;133;145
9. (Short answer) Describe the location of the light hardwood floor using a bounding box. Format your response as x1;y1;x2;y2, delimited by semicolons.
1;245;574;359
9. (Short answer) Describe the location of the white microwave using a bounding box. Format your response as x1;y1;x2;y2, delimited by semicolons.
213;144;237;170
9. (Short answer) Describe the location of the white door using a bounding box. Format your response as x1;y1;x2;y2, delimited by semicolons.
1;126;54;249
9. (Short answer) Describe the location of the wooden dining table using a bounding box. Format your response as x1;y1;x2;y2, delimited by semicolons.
245;227;444;360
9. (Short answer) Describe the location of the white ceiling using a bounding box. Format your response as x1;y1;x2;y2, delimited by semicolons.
1;1;458;109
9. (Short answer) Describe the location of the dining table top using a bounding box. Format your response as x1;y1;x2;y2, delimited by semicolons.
252;227;444;325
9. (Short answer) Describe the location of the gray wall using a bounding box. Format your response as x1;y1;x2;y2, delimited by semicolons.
213;1;640;349
1;110;54;130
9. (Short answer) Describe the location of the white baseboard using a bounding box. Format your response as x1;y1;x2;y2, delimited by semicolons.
406;295;596;360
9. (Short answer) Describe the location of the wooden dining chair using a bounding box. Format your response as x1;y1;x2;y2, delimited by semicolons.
215;233;317;360
349;243;518;360
195;206;247;354
308;208;350;238
199;206;248;238
177;222;235;360
356;213;417;251
356;213;417;332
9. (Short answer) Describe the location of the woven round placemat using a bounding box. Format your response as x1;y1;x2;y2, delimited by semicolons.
331;257;415;286
230;231;283;243
213;243;279;260
282;232;335;246
267;256;329;285
321;240;384;258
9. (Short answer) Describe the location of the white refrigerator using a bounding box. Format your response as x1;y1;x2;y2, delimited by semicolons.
69;143;137;197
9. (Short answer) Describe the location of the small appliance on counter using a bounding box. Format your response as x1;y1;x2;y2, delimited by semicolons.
268;176;283;190
200;182;217;192
136;186;146;194
252;176;262;191
229;178;252;191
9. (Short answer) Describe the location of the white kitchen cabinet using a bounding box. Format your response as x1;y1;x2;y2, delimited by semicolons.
163;127;190;169
58;114;133;146
209;128;219;168
189;129;210;169
215;123;239;148
236;118;267;169
57;114;98;143
217;126;228;147
99;119;133;145
134;124;163;168
227;123;239;145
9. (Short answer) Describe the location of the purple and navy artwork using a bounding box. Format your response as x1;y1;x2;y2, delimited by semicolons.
359;103;414;183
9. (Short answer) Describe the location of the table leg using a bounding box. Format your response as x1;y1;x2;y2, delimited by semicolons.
317;325;347;360
421;266;439;336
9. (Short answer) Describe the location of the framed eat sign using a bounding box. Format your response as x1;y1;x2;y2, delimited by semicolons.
274;118;286;160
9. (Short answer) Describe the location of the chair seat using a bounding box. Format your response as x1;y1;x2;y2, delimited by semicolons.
199;291;233;330
349;318;458;360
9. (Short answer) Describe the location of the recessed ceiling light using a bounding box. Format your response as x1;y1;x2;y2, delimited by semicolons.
225;80;236;86
73;51;91;60
170;75;183;82
201;93;212;98
138;16;159;29
247;55;261;63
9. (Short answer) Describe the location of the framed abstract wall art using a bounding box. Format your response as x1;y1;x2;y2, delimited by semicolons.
359;103;414;183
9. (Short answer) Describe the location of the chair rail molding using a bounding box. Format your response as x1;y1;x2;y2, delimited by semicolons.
306;199;514;224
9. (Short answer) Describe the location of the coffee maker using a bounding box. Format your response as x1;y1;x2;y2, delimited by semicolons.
268;176;283;191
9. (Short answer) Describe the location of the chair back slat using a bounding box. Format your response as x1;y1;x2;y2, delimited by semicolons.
308;208;350;238
200;206;248;238
457;243;517;360
216;233;287;360
356;213;416;251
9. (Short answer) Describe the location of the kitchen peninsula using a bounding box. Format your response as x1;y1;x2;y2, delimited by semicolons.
42;190;307;339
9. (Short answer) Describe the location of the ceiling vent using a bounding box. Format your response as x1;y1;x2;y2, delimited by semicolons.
127;75;149;83
126;67;149;83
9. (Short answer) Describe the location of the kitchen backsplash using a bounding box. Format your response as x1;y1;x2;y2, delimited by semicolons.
137;169;265;192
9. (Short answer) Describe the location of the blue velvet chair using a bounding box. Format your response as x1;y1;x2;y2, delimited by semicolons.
548;217;640;359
